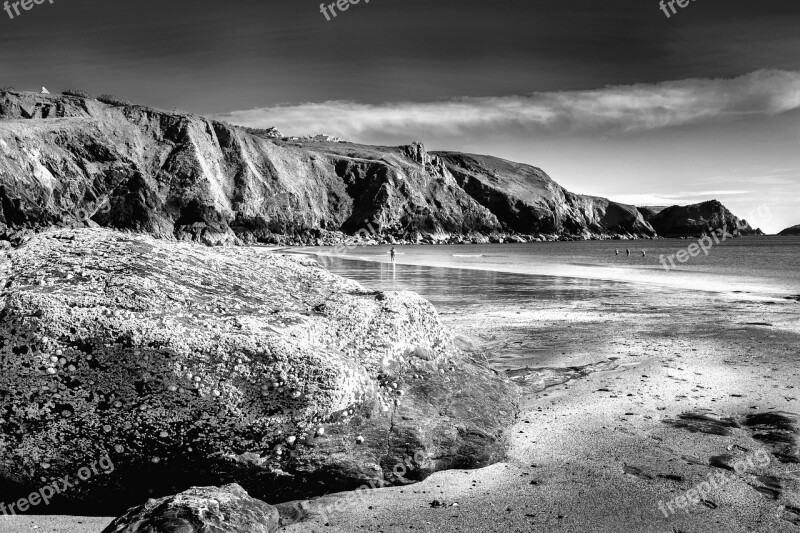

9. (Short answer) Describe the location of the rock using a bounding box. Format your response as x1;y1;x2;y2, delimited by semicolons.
0;229;518;512
101;484;279;533
1;89;669;243
242;126;284;139
638;200;763;238
436;152;656;238
778;224;800;236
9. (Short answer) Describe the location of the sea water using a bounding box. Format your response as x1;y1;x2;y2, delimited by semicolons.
303;236;800;301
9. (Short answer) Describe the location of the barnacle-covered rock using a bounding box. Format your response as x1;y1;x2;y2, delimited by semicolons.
101;483;280;533
0;229;518;512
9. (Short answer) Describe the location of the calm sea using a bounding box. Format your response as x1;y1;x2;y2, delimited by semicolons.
295;237;798;380
300;236;800;301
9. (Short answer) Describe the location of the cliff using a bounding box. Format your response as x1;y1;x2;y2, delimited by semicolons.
638;200;763;238
436;152;656;239
0;90;657;245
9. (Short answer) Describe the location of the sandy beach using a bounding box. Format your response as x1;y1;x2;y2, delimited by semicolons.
3;253;798;533
268;276;800;533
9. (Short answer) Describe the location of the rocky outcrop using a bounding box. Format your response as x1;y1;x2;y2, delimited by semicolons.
778;225;800;236
243;126;284;139
1;90;660;244
102;484;280;533
638;200;763;238
435;152;656;239
0;229;517;512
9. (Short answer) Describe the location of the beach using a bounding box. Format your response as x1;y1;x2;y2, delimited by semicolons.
2;239;799;532
274;244;799;531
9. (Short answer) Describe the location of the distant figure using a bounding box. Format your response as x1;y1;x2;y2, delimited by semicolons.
642;250;647;257
626;249;631;257
389;247;396;263
615;249;619;256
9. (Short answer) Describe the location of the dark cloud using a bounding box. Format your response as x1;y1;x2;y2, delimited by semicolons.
0;0;799;112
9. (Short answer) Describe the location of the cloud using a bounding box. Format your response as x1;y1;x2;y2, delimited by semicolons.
210;70;800;142
610;191;752;206
669;190;753;198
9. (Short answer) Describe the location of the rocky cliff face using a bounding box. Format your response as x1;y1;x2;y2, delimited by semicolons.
778;225;800;236
0;229;518;512
436;152;656;239
638;201;763;238
0;90;659;244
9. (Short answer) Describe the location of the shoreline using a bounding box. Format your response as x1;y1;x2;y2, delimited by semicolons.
290;245;797;302
266;259;800;532
2;238;798;533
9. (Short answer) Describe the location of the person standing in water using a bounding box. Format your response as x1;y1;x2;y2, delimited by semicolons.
626;248;630;257
642;250;647;257
390;246;396;262
615;249;620;256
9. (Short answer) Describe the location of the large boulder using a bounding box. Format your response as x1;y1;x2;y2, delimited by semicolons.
101;483;280;533
0;229;517;512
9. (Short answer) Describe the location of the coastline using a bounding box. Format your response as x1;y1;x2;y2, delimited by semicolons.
297;237;800;301
2;242;799;532
272;253;800;532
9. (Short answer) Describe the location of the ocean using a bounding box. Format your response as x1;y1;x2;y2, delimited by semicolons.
298;235;800;385
302;236;800;302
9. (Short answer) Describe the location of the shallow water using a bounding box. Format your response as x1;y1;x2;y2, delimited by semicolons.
310;256;649;311
303;254;684;379
302;236;800;300
295;238;800;387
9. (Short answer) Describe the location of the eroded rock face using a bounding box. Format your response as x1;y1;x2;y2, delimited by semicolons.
0;90;660;244
101;483;280;533
638;200;763;238
0;229;517;511
435;152;657;239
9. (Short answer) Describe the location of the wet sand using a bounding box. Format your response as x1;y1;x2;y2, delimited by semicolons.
278;259;800;532
3;259;799;532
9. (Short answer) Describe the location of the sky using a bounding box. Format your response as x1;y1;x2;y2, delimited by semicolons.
1;0;799;232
